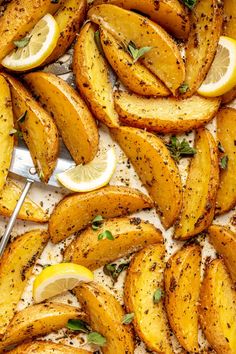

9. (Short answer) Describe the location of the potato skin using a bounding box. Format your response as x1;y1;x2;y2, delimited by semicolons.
8;341;90;354
164;244;201;352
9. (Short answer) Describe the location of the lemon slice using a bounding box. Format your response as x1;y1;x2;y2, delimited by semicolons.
33;263;94;303
2;14;59;71
198;36;236;97
57;147;117;192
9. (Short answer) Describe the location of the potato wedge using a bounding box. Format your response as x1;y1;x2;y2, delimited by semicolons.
208;225;236;285
111;127;182;229
164;244;201;353
49;185;153;243
222;86;236;105
93;0;190;39
124;244;173;354
199;259;236;354
114;91;221;133
88;4;185;95
0;0;63;62
0;179;49;223
0;75;14;191
174;129;219;240
184;0;223;96
74;282;135;354
100;29;170;97
223;0;236;39
0;230;49;336
4;74;59;183
215;108;236;214
8;341;90;354
64;217;163;268
24;72;98;165
0;303;87;351
73;23;119;127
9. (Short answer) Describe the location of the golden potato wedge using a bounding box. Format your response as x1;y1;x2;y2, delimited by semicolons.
222;86;236;105
164;244;201;353
184;0;224;96
0;303;87;351
64;217;163;268
73;23;119;127
223;0;236;39
114;91;221;133
199;259;236;354
174;129;219;240
208;225;236;284
49;185;153;243
88;4;185;95
100;29;170;97
124;244;173;354
74;282;135;354
0;75;14;191
8;341;90;354
0;0;63;62
4;74;59;183
0;230;49;336
93;0;190;39
215;108;236;214
111;127;182;229
0;179;49;223
24;72;98;165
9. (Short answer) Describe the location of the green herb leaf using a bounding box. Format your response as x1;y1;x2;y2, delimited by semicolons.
14;36;31;48
127;41;153;63
17;111;27;123
181;0;197;9
87;332;107;346
98;230;114;241
166;136;196;163
179;83;189;94
67;319;90;333
218;141;225;153
219;155;228;170
9;128;23;138
92;215;104;230
94;30;104;56
153;288;165;304
122;313;134;325
103;262;129;283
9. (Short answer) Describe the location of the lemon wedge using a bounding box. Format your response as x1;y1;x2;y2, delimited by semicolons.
33;263;94;303
57;147;117;192
198;36;236;97
2;14;59;71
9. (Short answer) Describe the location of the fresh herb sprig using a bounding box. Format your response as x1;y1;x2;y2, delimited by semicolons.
127;41;153;63
153;288;165;304
98;230;114;240
14;36;31;48
181;0;197;9
166;136;196;163
122;313;134;325
103;262;130;283
67;319;106;346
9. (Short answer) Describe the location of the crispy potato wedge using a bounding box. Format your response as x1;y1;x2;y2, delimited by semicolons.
4;74;59;183
124;244;173;354
24;72;98;165
0;75;14;191
93;0;190;39
111;127;182;229
0;0;63;62
208;225;236;285
0;230;49;336
0;179;49;222
64;217;163;268
199;259;236;354
174;129;219;240
100;29;170;97
49;185;153;243
223;0;236;39
74;282;135;354
222;86;236;105
216;108;236;214
184;0;223;96
0;303;87;351
115;91;221;133
88;4;185;95
8;341;90;354
73;23;119;127
164;244;201;352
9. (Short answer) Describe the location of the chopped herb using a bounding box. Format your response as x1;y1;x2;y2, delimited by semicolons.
127;41;153;63
153;288;165;304
219;155;228;170
17;111;27;123
166;136;196;163
67;319;90;333
122;313;134;325
9;128;23;138
51;0;59;3
14;36;31;48
181;0;197;9
103;262;129;283
98;230;114;240
87;332;106;346
218;141;225;153
94;30;104;56
179;83;189;94
92;215;104;230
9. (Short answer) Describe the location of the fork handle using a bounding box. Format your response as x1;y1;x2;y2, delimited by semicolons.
0;178;34;257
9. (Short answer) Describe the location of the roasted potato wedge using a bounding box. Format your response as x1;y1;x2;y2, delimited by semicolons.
174;129;219;240
0;303;87;351
74;282;135;354
115;91;221;133
199;259;236;354
8;341;90;354
49;185;153;243
94;0;190;39
208;225;236;285
222;86;236;105
88;4;185;95
223;0;236;39
24;72;98;165
216;108;236;214
0;230;49;336
0;179;49;222
73;23;119;127
4;74;59;183
124;244;173;354
164;244;201;353
64;217;163;268
111;127;182;229
184;0;223;96
100;29;170;97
